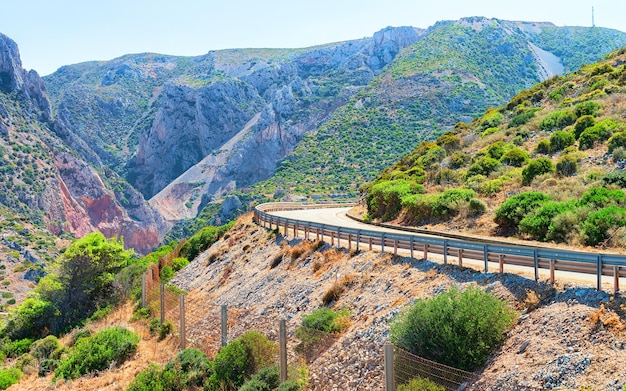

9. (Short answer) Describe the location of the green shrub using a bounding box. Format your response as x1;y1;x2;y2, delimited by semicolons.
449;152;470;169
466;157;502;177
171;257;189;272
431;189;476;218
508;111;536;127
435;132;460;151
494;191;551;232
276;380;301;391
519;201;576;241
579;187;626;209
574;101;602;117
2;298;55;340
613;147;626;162
158;321;173;341
539;110;576;131
160;265;174;283
603;171;626;188
131;307;151;321
164;347;212;388
556;155;578;177
55;326;139;380
583;206;626;246
468;198;488;216
486;141;510;160
573;115;596;139
88;305;113;322
0;367;21;389
434;168;460;185
367;180;424;221
478;110;504;130
608;132;626;153
179;222;234;261
237;331;278;376
390;286;516;371
535;139;551;154
29;335;61;360
546;208;588;243
302;308;350;333
239;365;280;391
401;194;436;225
1;338;33;359
397;377;445;391
549;131;575;152
239;379;270;391
522;158;554;186
479;179;503;196
126;363;181;391
578;119;621;150
212;339;249;390
38;358;60;377
501;148;529;167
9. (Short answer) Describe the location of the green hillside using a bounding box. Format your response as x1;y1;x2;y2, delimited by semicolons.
252;19;626;199
363;45;626;249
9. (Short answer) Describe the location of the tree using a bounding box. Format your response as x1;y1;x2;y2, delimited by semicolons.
37;232;133;332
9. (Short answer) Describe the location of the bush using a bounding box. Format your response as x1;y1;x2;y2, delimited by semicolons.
449;152;469;169
578;119;621;150
430;189;476;218
171;257;189;272
486;141;510;160
126;363;181;391
29;335;61;360
574;101;602;117
2;298;54;340
519;201;576;241
38;358;60;377
239;366;280;391
390;286;516;371
237;331;278;376
546;208;588;243
131;307;151;321
276;380;302;391
494;191;551;232
508;111;536;127
549;131;575;152
239;379;269;391
55;326;139;380
212;339;249;389
556;155;578;177
301;308;350;333
434;168;460;185
539;110;576;131
604;171;626;188
500;148;529;167
608;132;626;152
583;206;626;246
1;338;33;359
535;139;551;154
367;180;424;221
573;115;596;139
0;367;21;390
466;157;501;177
468;198;488;216
522;158;554;186
397;377;445;391
179;222;234;261
160;265;174;283
579;187;626;209
164;347;212;388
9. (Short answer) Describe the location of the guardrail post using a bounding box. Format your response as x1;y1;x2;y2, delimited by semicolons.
384;343;395;391
393;239;397;256
550;259;555;285
443;240;448;265
381;233;385;253
305;223;310;240
316;227;320;242
331;231;335;246
614;266;620;294
284;221;288;237
356;232;360;251
533;250;539;281
294;222;297;238
458;248;463;267
337;228;341;247
483;245;489;272
409;237;414;259
369;237;373;251
348;234;352;250
597;255;602;291
499;254;504;274
321;224;325;242
423;244;428;260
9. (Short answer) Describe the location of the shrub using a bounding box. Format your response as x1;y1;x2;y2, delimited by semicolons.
1;338;33;359
2;298;54;340
164;347;212;388
126;363;181;391
239;379;269;391
519;201;576;241
486;141;510;160
401;194;436;225
158;321;173;341
171;257;189;272
434;168;460;185
501;148;529;167
522;158;554;186
237;331;278;376
367;180;424;221
239;366;280;391
0;367;21;389
508;111;536;127
276;380;302;391
397;377;445;391
38;358;60;377
556;155;578;177
179;222;234;261
579;187;626;209
573;115;596;139
55;326;140;380
29;335;61;360
435;131;460;151
449;152;470;169
535;139;551;154
539;110;576;131
160;265;174;283
546;208;588;243
468;198;488;216
212;339;248;389
583;206;626;246
431;189;476;218
604;171;626;188
608;132;626;153
131;307;151;321
466;157;502;177
574;101;602;117
494;191;551;232
578;119;621;150
479;179;503;196
478;110;504;130
390;286;516;371
301;308;350;333
549;131;575;152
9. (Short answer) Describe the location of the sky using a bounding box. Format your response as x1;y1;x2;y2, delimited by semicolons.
2;0;625;76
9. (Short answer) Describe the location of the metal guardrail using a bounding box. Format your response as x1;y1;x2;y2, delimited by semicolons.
253;203;626;293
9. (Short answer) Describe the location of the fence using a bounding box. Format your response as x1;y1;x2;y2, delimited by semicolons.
254;202;626;293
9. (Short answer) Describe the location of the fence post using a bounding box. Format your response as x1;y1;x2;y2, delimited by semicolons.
279;319;288;383
180;294;186;350
160;283;165;325
221;305;228;347
533;249;539;281
141;274;146;308
597;255;602;291
384;343;395;391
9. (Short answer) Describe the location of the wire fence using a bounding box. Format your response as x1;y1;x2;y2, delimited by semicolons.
392;345;476;390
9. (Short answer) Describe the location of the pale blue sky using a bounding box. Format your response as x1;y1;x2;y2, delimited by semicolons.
2;0;624;76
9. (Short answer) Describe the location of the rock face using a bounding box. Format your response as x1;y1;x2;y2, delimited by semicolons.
0;33;167;253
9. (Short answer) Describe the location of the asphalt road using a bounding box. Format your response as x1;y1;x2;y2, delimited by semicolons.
269;207;625;291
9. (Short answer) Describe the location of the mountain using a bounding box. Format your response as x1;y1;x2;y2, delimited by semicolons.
43;19;626;230
0;33;167;257
362;43;626;249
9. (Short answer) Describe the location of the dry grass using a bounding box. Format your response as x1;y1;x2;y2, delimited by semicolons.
321;273;358;305
589;304;626;333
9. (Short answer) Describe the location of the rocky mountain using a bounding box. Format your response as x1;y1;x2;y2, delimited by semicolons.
0;33;167;256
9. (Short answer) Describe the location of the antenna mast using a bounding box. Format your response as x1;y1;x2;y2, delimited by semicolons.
592;6;595;27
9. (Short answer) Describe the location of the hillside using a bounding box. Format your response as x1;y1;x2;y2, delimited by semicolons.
11;214;624;390
362;44;626;251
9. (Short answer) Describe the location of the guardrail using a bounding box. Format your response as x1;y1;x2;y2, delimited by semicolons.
253;203;626;293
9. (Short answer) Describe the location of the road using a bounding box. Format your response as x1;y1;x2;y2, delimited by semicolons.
269;207;625;291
